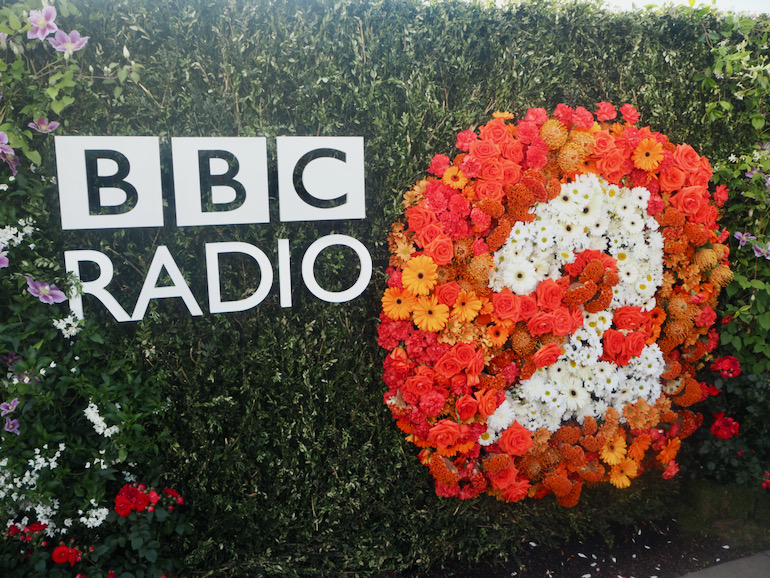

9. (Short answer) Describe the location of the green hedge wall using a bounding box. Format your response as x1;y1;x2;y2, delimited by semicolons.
41;0;765;575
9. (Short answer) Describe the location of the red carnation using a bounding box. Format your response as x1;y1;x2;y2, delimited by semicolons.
710;412;740;439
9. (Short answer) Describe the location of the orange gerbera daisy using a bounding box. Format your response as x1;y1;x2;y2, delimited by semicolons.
487;322;509;347
452;289;483;323
381;287;416;320
610;457;638;488
412;295;450;332
402;255;438;296
657;437;681;464
442;166;469;189
600;433;627;466
632;138;664;171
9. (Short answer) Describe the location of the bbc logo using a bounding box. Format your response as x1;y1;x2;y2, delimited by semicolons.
54;135;366;230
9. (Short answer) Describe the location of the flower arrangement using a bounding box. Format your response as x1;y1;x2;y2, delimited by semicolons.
379;102;732;506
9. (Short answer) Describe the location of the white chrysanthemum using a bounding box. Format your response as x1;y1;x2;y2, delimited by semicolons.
501;259;540;294
486;398;516;432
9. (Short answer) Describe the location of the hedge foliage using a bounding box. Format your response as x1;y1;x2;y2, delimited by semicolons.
7;0;769;575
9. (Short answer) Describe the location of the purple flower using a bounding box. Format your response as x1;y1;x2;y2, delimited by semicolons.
28;118;60;134
1;352;21;368
0;244;8;268
48;29;89;58
0;131;19;176
27;6;58;41
25;276;67;304
746;169;756;179
753;242;770;259
4;417;20;435
0;398;19;417
734;231;757;247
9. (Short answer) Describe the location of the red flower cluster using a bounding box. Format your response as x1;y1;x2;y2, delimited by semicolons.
710;355;741;378
710;411;740;439
5;521;47;542
115;483;184;517
762;472;770;490
52;543;82;566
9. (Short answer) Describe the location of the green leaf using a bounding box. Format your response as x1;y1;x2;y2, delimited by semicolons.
8;11;21;31
752;116;765;130
51;96;75;115
25;150;42;166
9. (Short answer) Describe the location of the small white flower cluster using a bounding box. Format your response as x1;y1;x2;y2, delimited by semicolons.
0;218;35;248
53;313;83;338
85;449;111;470
1;444;66;537
78;499;109;528
490;173;662;307
484;174;666;437
84;400;120;437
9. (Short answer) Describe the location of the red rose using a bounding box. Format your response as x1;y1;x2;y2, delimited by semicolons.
489;463;519;490
493;288;521;321
623;330;647;359
404;373;434;397
532;342;562;368
536;278;565;311
613;306;648;330
602;329;626;361
497;421;533;456
427;419;463;449
465;349;485;386
710;412;740;439
456;394;479;421
115;495;132;517
669;186;707;218
52;545;70;564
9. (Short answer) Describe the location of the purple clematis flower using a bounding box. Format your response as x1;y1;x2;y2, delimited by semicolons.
25;276;67;304
0;398;19;417
27;6;58;41
734;231;757;247
0;131;19;176
28;118;60;134
48;29;89;58
753;242;770;259
0;245;8;269
4;417;20;435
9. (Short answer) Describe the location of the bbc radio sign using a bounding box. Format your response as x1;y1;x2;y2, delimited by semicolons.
56;136;372;322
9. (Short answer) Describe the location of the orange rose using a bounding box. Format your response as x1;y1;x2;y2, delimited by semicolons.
456;394;479;421
501;160;522;185
527;312;554;336
501;140;525;163
532;342;562;368
551;307;573;337
466;349;486;386
479;158;504;181
570;306;585;334
536;278;565;311
669;186;706;218
474;179;505;201
673;144;700;173
518;294;539;321
434;350;463;378
474;389;502;419
427;419;462;450
687;155;712;187
425;235;454;266
434;281;461;307
497;421;533;456
658;166;685;192
406;203;437;235
493;288;521;321
479;117;511;145
613;306;649;330
596;149;628;182
469;139;501;161
417;222;444;248
454;343;476;367
592;130;616;156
